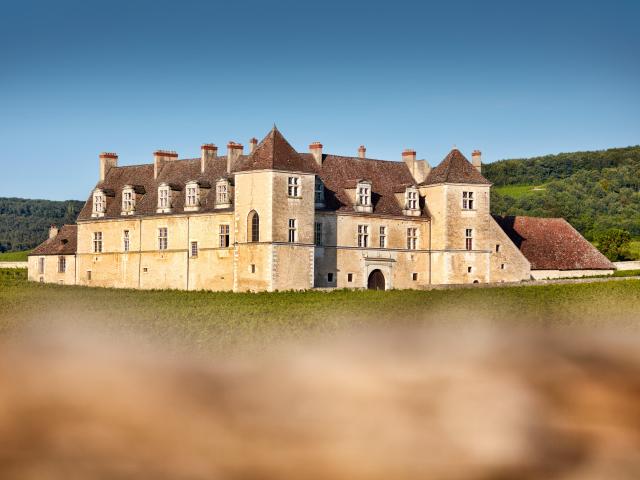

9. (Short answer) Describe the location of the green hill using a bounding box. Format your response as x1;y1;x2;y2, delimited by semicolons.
484;146;640;240
0;198;84;252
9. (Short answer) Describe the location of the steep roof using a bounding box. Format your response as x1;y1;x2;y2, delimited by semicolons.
234;127;316;173
422;149;491;185
306;154;420;216
30;225;77;256
494;216;614;270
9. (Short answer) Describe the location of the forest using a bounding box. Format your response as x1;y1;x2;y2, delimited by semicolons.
485;146;640;240
0;198;84;252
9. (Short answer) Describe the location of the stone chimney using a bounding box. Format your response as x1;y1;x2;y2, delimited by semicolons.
402;149;417;173
227;142;243;173
402;149;430;184
153;150;178;179
249;137;258;153
472;150;482;173
49;224;58;239
309;142;323;166
358;145;366;158
99;152;118;182
201;144;217;174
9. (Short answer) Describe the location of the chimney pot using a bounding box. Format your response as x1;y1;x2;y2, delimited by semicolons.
472;150;482;172
99;152;118;182
201;144;218;173
226;141;244;173
358;145;366;158
249;137;258;153
49;224;59;239
309;141;323;166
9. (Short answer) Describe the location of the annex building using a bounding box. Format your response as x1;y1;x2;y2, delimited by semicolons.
29;127;614;291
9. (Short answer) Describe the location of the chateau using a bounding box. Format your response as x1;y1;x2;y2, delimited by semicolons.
29;127;613;291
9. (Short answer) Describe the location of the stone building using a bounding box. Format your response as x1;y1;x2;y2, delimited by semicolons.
28;127;613;290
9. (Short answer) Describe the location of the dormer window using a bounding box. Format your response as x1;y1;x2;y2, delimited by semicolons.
184;181;200;212
403;186;421;216
216;178;231;209
157;184;172;213
315;177;325;208
121;186;135;215
92;189;106;218
354;180;373;213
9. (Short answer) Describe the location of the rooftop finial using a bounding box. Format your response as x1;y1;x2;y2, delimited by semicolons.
272;122;278;131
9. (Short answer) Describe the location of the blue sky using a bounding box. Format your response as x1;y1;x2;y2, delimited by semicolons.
1;0;638;200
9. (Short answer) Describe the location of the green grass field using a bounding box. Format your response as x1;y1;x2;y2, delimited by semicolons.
493;184;547;198
0;250;31;261
2;268;640;351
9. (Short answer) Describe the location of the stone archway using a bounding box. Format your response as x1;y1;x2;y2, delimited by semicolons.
367;269;386;291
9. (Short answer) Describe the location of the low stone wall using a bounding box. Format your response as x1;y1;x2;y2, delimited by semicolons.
0;262;28;269
531;269;614;280
614;261;640;271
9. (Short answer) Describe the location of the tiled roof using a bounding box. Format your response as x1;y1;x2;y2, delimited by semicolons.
305;154;420;216
494;216;614;270
76;128;428;219
234;127;316;173
422;149;491;185
30;225;77;256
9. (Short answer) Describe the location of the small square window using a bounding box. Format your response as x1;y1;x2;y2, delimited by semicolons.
251;264;256;273
327;272;334;282
143;267;148;273
467;266;472;273
496;244;501;252
87;270;92;280
347;273;353;282
501;263;506;270
412;272;418;281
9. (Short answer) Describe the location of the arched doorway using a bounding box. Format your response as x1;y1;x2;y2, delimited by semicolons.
368;269;386;291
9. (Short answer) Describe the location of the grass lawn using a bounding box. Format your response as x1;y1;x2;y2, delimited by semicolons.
2;268;640;352
493;184;546;198
0;250;31;262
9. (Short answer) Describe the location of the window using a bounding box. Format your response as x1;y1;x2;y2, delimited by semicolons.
465;229;473;251
501;263;506;270
347;273;353;282
216;180;229;205
123;230;130;252
412;272;418;281
191;241;198;258
158;227;168;250
93;232;103;253
357;183;371;206
406;189;418;210
248;211;259;242
407;227;418;250
186;183;199;208
38;257;45;274
468;266;472;273
379;226;387;248
496;244;501;252
288;176;300;197
87;270;92;281
58;256;66;273
219;224;230;247
93;190;105;216
314;222;323;246
462;191;474;210
158;185;170;209
357;225;369;248
122;187;134;213
314;177;325;205
251;264;256;274
327;272;334;282
288;218;297;243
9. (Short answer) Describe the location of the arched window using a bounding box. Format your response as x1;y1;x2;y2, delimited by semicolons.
248;210;259;242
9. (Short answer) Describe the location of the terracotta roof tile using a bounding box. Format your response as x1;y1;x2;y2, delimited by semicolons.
30;225;77;256
234;127;316;173
494;216;614;270
422;149;491;185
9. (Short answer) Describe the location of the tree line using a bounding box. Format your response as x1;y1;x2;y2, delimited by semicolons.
0;198;84;252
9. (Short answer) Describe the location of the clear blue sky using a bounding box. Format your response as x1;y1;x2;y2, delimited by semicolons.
1;0;638;200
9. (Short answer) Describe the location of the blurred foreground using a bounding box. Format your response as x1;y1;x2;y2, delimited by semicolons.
1;323;640;480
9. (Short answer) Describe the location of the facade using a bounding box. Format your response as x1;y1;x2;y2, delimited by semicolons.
29;127;613;290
